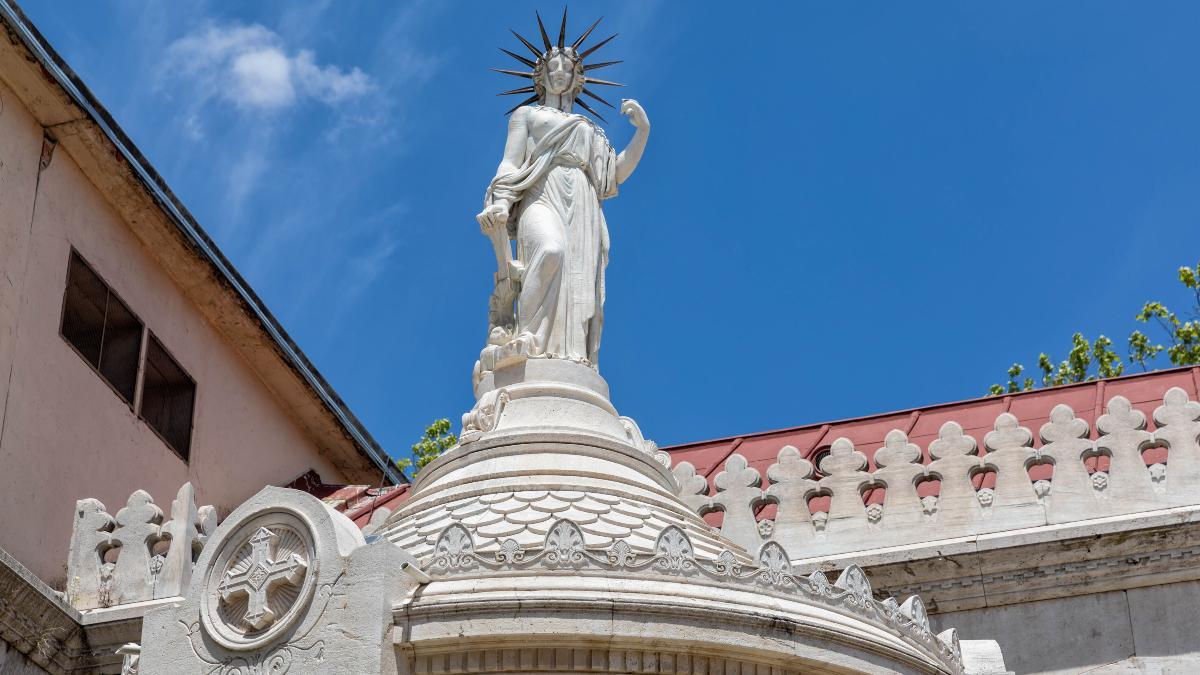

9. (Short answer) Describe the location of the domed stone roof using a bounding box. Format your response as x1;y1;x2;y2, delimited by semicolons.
376;360;994;674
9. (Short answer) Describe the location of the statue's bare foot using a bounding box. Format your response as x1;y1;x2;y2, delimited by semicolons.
511;332;541;357
488;326;512;347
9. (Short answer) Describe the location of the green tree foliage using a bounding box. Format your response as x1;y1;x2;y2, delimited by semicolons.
988;262;1200;396
395;418;457;474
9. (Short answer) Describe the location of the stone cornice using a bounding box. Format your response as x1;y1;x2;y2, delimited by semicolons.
806;504;1200;613
398;592;955;675
0;0;399;484
0;546;159;673
0;547;80;673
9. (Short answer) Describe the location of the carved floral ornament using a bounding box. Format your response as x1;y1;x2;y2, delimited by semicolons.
201;512;318;651
426;518;964;672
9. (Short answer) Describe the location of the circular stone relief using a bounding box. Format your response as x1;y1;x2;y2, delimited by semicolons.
201;510;318;651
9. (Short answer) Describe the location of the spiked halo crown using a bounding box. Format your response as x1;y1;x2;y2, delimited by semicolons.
493;8;623;122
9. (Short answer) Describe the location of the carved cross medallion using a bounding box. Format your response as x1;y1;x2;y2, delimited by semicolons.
218;527;307;630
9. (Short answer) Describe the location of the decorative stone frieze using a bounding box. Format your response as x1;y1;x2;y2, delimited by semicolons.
680;386;1200;564
420;516;965;672
65;483;216;611
874;430;927;529
710;454;767;553
766;445;819;550
671;461;714;513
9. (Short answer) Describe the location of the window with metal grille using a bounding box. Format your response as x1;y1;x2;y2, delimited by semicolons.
140;334;195;460
60;250;196;460
60;251;143;402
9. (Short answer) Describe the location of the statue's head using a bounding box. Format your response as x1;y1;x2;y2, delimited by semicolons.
534;49;584;98
493;10;624;121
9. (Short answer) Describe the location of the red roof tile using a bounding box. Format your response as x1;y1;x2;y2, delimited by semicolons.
286;469;411;527
346;484;412;528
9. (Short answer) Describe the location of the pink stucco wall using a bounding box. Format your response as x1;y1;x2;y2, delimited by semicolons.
0;79;351;586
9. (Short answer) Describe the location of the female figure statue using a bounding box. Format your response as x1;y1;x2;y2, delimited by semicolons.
476;12;649;373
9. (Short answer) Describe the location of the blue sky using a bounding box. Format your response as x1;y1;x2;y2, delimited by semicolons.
20;1;1200;466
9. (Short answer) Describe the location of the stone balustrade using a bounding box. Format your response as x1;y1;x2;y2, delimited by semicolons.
65;483;216;610
673;386;1200;560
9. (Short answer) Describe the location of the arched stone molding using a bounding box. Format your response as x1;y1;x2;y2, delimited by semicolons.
398;573;997;675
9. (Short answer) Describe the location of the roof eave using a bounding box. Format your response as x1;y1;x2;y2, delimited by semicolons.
0;0;405;485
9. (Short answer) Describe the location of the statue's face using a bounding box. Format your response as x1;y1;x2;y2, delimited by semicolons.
543;53;576;95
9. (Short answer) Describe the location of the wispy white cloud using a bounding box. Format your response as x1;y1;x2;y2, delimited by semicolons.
155;16;383;239
164;22;372;112
294;50;372;103
223;133;271;238
251;199;408;333
139;4;443;332
181;113;204;141
343;230;400;303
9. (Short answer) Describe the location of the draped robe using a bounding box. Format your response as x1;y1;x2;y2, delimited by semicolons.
485;108;618;365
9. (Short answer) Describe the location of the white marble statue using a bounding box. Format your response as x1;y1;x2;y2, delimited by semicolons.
475;12;649;373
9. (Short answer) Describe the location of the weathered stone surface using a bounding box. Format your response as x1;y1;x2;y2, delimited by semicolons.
928;421;986;536
402;572;965;675
0;641;52;675
64;483;215;611
767;445;820;552
671;461;713;513
927;581;1200;675
0;547;84;674
933;589;1134;675
710;454;766;553
1035;405;1094;524
139;486;419;675
155;483;214;600
64;498;115;611
958;640;1010;675
1095;396;1159;513
1153;387;1200;504
1125;580;1200;663
873;429;927;529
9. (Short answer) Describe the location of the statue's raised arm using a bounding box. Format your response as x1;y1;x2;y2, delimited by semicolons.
616;99;650;183
473;10;649;384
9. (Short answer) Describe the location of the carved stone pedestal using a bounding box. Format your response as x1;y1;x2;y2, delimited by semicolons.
463;358;648;446
380;360;1000;675
409;359;729;561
